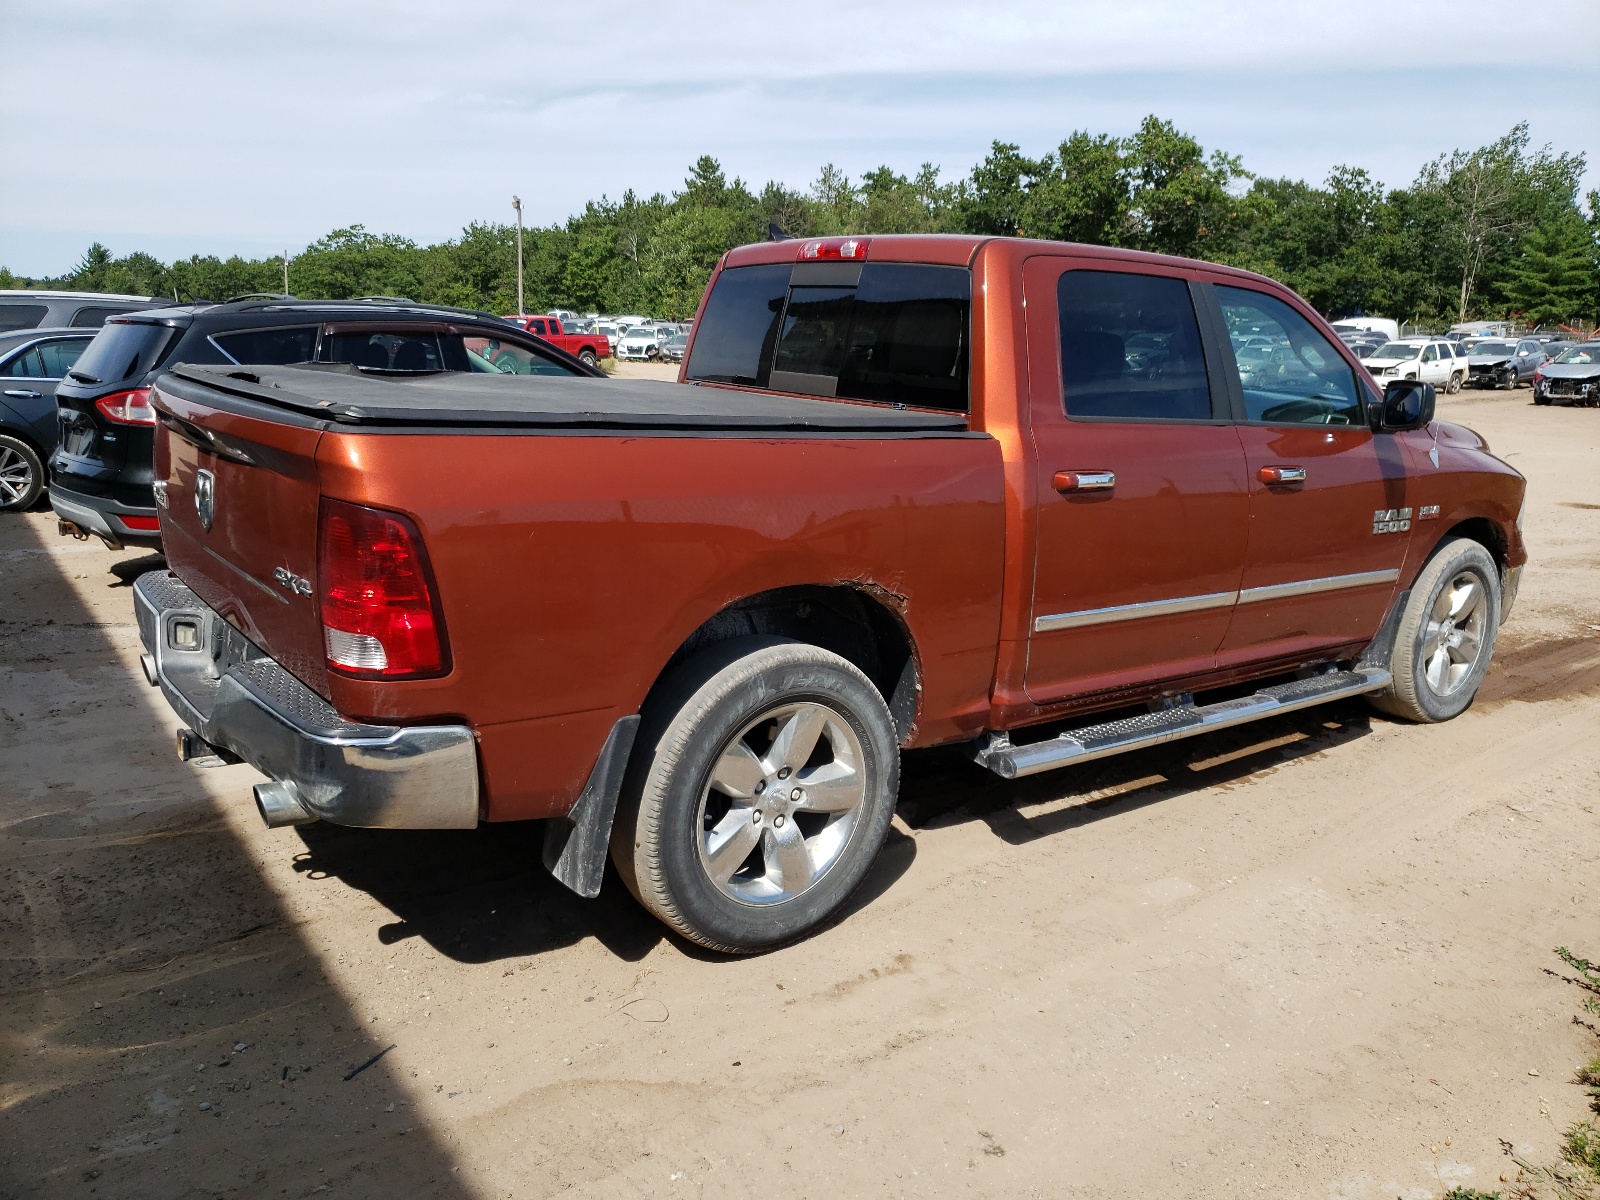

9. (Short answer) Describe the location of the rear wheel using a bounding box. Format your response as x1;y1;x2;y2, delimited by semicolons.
1368;537;1500;723
0;435;44;512
578;349;599;369
1447;372;1463;394
611;637;899;953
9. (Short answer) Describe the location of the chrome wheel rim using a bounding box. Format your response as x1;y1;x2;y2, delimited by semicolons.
1420;570;1489;697
696;700;866;906
0;446;33;505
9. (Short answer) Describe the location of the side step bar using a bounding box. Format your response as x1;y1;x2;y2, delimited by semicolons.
970;667;1392;780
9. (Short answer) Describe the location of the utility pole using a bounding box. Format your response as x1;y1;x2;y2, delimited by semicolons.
282;251;290;297
512;195;525;316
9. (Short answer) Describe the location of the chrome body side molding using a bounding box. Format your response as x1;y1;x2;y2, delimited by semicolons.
1032;569;1400;633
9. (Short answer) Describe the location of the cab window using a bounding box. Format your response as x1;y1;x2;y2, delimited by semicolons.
1057;269;1212;421
1215;286;1362;426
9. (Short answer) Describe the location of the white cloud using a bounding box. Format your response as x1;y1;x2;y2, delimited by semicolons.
1;0;1594;275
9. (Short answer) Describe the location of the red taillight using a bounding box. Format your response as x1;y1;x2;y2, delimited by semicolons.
797;236;870;261
120;515;161;531
95;387;156;426
317;499;448;679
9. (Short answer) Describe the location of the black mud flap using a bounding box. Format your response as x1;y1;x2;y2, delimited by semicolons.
1358;589;1411;672
541;715;640;899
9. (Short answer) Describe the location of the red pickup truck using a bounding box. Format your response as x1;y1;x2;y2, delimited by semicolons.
134;234;1525;953
506;315;610;367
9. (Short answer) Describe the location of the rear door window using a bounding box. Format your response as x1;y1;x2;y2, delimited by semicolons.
0;303;48;332
68;321;177;385
210;326;319;365
1057;270;1212;421
69;306;130;328
322;331;446;371
2;347;45;377
37;337;93;377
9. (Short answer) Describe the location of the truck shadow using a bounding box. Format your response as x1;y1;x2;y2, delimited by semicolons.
0;515;476;1200
289;819;917;966
898;702;1375;845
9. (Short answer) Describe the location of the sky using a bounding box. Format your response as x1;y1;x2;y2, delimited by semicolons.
2;0;1597;278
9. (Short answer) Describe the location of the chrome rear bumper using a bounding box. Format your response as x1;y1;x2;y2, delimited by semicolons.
133;571;479;829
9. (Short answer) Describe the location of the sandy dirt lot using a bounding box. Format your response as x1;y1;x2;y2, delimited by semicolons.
2;387;1598;1200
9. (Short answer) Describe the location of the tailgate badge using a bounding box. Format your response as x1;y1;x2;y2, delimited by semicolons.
273;567;313;598
195;469;215;531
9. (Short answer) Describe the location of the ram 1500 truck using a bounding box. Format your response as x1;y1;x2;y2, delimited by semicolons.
509;315;611;367
134;235;1526;953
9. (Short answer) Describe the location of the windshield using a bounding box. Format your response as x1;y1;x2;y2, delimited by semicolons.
1472;341;1514;356
1554;344;1600;365
1368;343;1418;360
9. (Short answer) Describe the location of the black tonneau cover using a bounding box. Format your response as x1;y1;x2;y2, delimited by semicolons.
160;363;968;433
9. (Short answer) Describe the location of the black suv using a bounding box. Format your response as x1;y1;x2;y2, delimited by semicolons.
51;299;599;549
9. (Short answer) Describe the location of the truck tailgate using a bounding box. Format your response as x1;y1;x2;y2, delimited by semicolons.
151;381;332;698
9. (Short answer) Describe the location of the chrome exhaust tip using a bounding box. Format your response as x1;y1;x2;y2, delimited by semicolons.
140;653;159;687
254;780;317;828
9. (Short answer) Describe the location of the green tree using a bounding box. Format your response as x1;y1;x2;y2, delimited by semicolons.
1504;211;1598;325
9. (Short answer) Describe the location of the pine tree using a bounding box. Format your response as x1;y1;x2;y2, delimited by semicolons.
1505;214;1598;326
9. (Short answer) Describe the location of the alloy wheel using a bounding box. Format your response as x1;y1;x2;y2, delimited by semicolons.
1420;571;1489;697
696;700;866;905
0;446;34;506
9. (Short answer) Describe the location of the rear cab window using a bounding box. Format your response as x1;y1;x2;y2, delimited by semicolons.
687;261;971;412
211;326;319;365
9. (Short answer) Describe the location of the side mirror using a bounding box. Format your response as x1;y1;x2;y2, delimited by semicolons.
1374;379;1435;432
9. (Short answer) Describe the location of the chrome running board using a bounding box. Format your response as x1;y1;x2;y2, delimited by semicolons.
970;667;1392;780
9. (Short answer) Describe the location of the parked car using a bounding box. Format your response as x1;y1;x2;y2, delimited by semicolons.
660;332;690;363
1360;339;1466;392
508;315;613;366
616;326;668;360
51;300;598;550
133;233;1524;953
1533;342;1600;406
0;290;157;333
0;327;96;510
1533;339;1574;362
1466;338;1545;389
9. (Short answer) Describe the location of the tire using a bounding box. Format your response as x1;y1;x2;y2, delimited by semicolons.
611;636;900;953
578;349;599;369
1447;372;1463;394
0;434;44;512
1502;370;1518;390
1368;537;1501;723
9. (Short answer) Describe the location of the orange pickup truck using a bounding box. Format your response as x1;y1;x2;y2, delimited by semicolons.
134;234;1525;952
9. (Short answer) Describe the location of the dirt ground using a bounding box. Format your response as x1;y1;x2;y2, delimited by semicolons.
2;386;1598;1200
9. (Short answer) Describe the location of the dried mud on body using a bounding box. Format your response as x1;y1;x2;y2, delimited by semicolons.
2;389;1599;1199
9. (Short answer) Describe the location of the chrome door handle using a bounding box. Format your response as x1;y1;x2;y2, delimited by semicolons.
4;389;42;398
1053;470;1115;494
1258;465;1307;485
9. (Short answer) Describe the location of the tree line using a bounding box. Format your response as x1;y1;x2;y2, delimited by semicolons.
5;117;1597;329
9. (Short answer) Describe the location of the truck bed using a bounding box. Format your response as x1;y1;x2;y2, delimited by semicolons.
160;363;970;433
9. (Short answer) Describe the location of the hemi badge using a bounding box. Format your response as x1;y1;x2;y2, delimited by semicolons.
1419;505;1441;520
